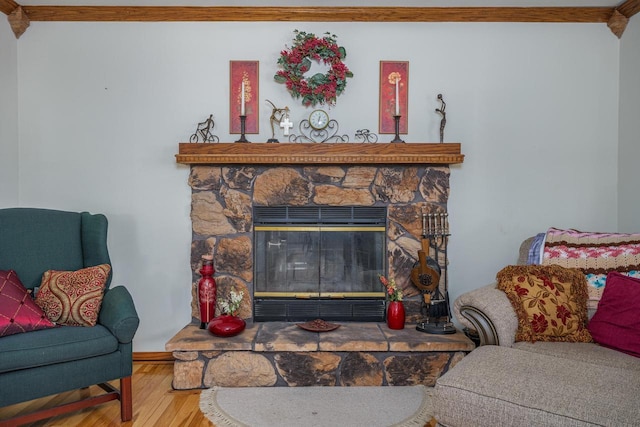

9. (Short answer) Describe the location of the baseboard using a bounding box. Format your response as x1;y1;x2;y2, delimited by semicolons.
133;352;174;362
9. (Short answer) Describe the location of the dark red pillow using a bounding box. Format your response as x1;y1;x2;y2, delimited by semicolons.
0;270;55;337
588;271;640;358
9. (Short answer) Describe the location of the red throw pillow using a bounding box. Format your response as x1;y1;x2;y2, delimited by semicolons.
0;270;55;337
588;271;640;358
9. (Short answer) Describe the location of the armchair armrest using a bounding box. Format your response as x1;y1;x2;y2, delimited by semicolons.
99;285;139;344
453;283;518;347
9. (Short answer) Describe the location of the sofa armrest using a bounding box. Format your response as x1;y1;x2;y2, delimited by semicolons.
99;285;140;344
453;283;518;347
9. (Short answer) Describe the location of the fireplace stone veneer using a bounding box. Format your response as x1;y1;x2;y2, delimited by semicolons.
188;164;452;322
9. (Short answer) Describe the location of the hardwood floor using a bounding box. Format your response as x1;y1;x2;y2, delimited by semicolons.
0;362;213;427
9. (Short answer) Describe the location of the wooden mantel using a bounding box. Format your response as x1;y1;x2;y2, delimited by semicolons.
176;142;464;165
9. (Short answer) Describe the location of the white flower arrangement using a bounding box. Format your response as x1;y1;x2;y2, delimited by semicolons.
218;289;244;316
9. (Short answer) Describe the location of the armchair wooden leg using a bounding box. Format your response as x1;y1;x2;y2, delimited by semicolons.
120;376;133;421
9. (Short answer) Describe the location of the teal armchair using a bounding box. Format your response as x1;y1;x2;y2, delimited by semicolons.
0;208;139;425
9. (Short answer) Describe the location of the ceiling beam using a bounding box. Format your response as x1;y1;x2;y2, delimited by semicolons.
617;0;640;18
0;0;19;15
608;0;640;38
20;6;613;23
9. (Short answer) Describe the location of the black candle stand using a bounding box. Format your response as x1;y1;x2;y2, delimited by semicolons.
390;115;404;143
235;115;250;143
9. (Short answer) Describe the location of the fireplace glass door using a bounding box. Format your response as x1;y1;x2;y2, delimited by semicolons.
253;206;387;321
254;226;385;297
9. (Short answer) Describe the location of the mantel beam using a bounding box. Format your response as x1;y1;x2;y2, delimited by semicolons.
176;143;464;165
20;6;613;23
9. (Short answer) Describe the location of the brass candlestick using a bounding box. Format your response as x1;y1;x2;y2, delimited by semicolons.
390;115;404;143
235;115;250;143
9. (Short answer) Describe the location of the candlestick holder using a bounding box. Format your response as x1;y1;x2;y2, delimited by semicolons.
390;115;404;143
235;115;250;143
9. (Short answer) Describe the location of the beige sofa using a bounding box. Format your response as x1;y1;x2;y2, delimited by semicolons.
432;238;640;426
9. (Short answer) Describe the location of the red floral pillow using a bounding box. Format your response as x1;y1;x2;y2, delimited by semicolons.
0;270;55;337
588;272;640;358
35;264;111;327
497;264;593;343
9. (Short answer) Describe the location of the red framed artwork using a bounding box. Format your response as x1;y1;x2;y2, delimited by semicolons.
379;61;408;134
230;61;259;134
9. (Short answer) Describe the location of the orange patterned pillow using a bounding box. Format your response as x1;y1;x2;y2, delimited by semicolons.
497;264;592;343
35;264;111;327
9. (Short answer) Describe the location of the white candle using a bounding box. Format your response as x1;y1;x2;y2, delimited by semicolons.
395;78;400;116
241;81;245;116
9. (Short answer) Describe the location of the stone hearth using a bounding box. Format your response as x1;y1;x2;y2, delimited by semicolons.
166;321;474;389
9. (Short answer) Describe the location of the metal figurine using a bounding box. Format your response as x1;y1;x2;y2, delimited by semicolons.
355;129;379;143
435;94;446;143
266;100;290;143
189;114;219;143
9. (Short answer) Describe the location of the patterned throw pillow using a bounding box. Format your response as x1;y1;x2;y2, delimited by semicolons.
497;264;593;343
0;270;55;337
35;264;111;327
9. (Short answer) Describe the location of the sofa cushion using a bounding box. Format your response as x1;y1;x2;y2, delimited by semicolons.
0;324;118;374
497;264;592;343
0;270;55;337
588;271;640;358
512;341;640;371
434;345;640;427
35;264;111;327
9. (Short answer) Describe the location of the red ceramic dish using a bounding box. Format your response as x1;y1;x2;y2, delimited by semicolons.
207;315;246;337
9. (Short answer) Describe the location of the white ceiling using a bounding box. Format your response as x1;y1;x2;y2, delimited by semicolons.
16;0;623;7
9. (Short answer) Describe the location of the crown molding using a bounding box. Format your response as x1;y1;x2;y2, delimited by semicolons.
18;6;614;23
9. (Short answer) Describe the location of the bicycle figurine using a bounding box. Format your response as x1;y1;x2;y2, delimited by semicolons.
190;114;219;143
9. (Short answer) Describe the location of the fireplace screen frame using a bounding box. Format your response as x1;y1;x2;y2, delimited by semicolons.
252;206;387;322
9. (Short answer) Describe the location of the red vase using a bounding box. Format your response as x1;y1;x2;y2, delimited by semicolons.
387;301;405;330
208;315;246;337
198;255;216;329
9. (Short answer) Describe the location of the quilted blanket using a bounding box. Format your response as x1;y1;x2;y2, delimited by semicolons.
542;227;640;309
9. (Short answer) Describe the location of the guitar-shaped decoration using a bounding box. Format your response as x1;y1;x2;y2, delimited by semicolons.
410;236;441;293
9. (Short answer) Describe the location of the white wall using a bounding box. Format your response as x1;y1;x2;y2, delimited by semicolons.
618;16;640;232
0;19;19;207
15;21;620;350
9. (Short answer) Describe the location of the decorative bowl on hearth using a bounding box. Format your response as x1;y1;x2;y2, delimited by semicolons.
207;315;246;337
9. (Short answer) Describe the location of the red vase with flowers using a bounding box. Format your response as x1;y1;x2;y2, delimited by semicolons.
379;274;405;330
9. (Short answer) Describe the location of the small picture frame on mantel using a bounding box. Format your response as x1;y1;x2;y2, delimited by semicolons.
230;60;259;134
379;61;409;134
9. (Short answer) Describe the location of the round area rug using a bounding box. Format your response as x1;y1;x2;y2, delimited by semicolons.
199;385;434;427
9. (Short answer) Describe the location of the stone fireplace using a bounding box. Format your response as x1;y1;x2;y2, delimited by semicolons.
188;163;451;322
166;143;473;390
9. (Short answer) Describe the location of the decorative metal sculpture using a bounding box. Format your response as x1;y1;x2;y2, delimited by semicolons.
189;114;219;143
435;94;447;143
266;100;291;143
355;129;379;143
289;118;349;143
